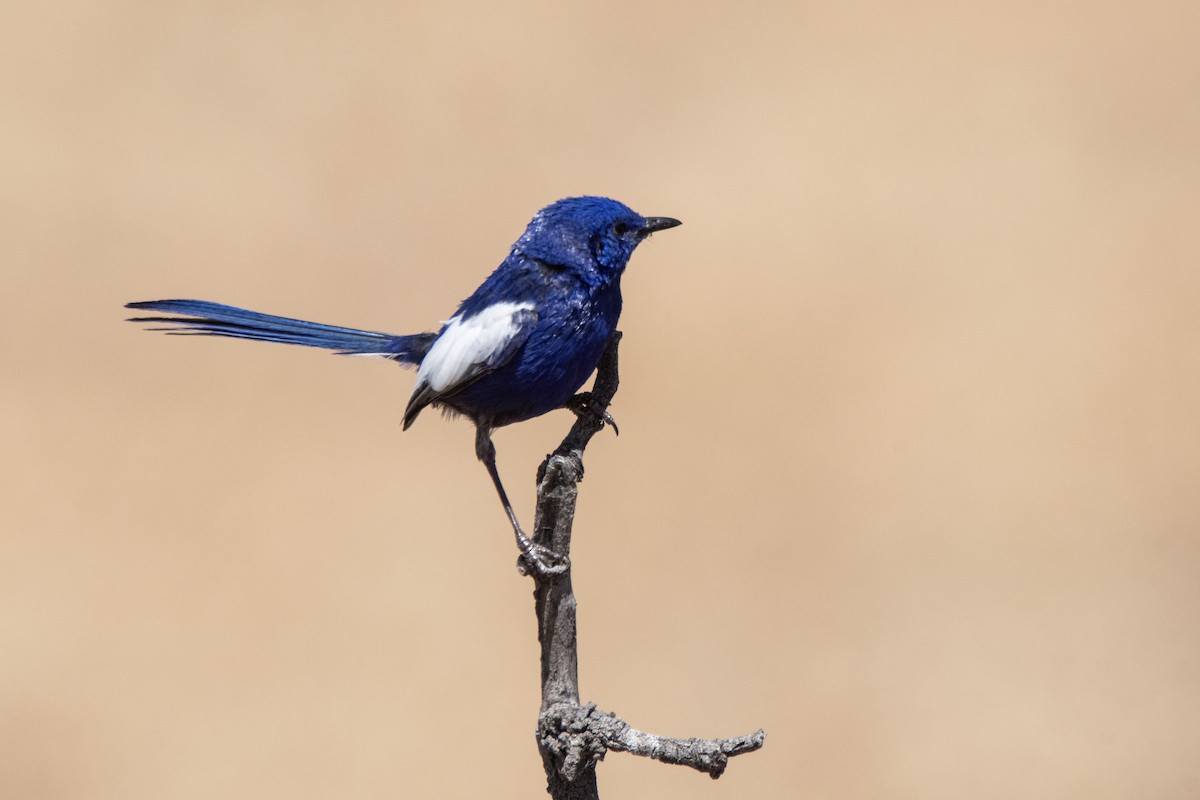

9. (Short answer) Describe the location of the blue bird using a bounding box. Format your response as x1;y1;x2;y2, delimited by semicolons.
127;196;681;574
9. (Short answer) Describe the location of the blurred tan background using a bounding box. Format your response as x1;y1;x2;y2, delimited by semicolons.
3;1;1198;798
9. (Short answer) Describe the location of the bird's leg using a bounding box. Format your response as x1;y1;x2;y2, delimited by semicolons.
566;392;619;436
474;426;569;577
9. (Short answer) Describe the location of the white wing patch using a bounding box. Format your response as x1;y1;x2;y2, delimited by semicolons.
416;301;536;393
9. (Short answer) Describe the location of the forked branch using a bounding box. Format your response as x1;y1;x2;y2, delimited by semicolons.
524;332;764;799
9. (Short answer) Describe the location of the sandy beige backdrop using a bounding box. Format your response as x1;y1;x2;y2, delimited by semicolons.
3;1;1198;798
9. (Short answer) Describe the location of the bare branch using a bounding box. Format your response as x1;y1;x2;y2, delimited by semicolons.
608;716;766;779
524;332;765;798
539;703;766;781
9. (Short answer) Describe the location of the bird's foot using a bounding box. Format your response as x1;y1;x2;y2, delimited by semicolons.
516;542;570;579
567;392;619;436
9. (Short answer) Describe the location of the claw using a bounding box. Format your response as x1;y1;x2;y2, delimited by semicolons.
599;408;619;437
567;393;619;436
516;543;571;578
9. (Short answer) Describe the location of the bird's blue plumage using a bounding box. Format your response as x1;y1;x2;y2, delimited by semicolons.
124;299;436;362
129;196;678;430
127;196;681;571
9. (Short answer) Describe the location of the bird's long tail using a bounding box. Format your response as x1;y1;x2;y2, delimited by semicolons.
125;299;434;365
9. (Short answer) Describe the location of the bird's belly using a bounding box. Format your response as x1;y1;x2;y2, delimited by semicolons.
446;311;614;426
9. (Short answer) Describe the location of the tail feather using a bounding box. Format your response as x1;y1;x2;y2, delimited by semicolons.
126;299;433;365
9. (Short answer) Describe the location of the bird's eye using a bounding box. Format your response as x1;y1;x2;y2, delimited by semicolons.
613;222;630;237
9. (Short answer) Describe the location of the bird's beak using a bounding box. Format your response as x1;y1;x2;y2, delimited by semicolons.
637;217;682;239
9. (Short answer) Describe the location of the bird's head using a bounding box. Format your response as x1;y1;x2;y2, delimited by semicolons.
513;196;681;284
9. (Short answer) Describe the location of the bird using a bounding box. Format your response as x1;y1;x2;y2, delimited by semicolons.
126;196;681;575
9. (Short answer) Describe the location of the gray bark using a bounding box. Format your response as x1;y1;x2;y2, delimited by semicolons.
521;332;765;799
